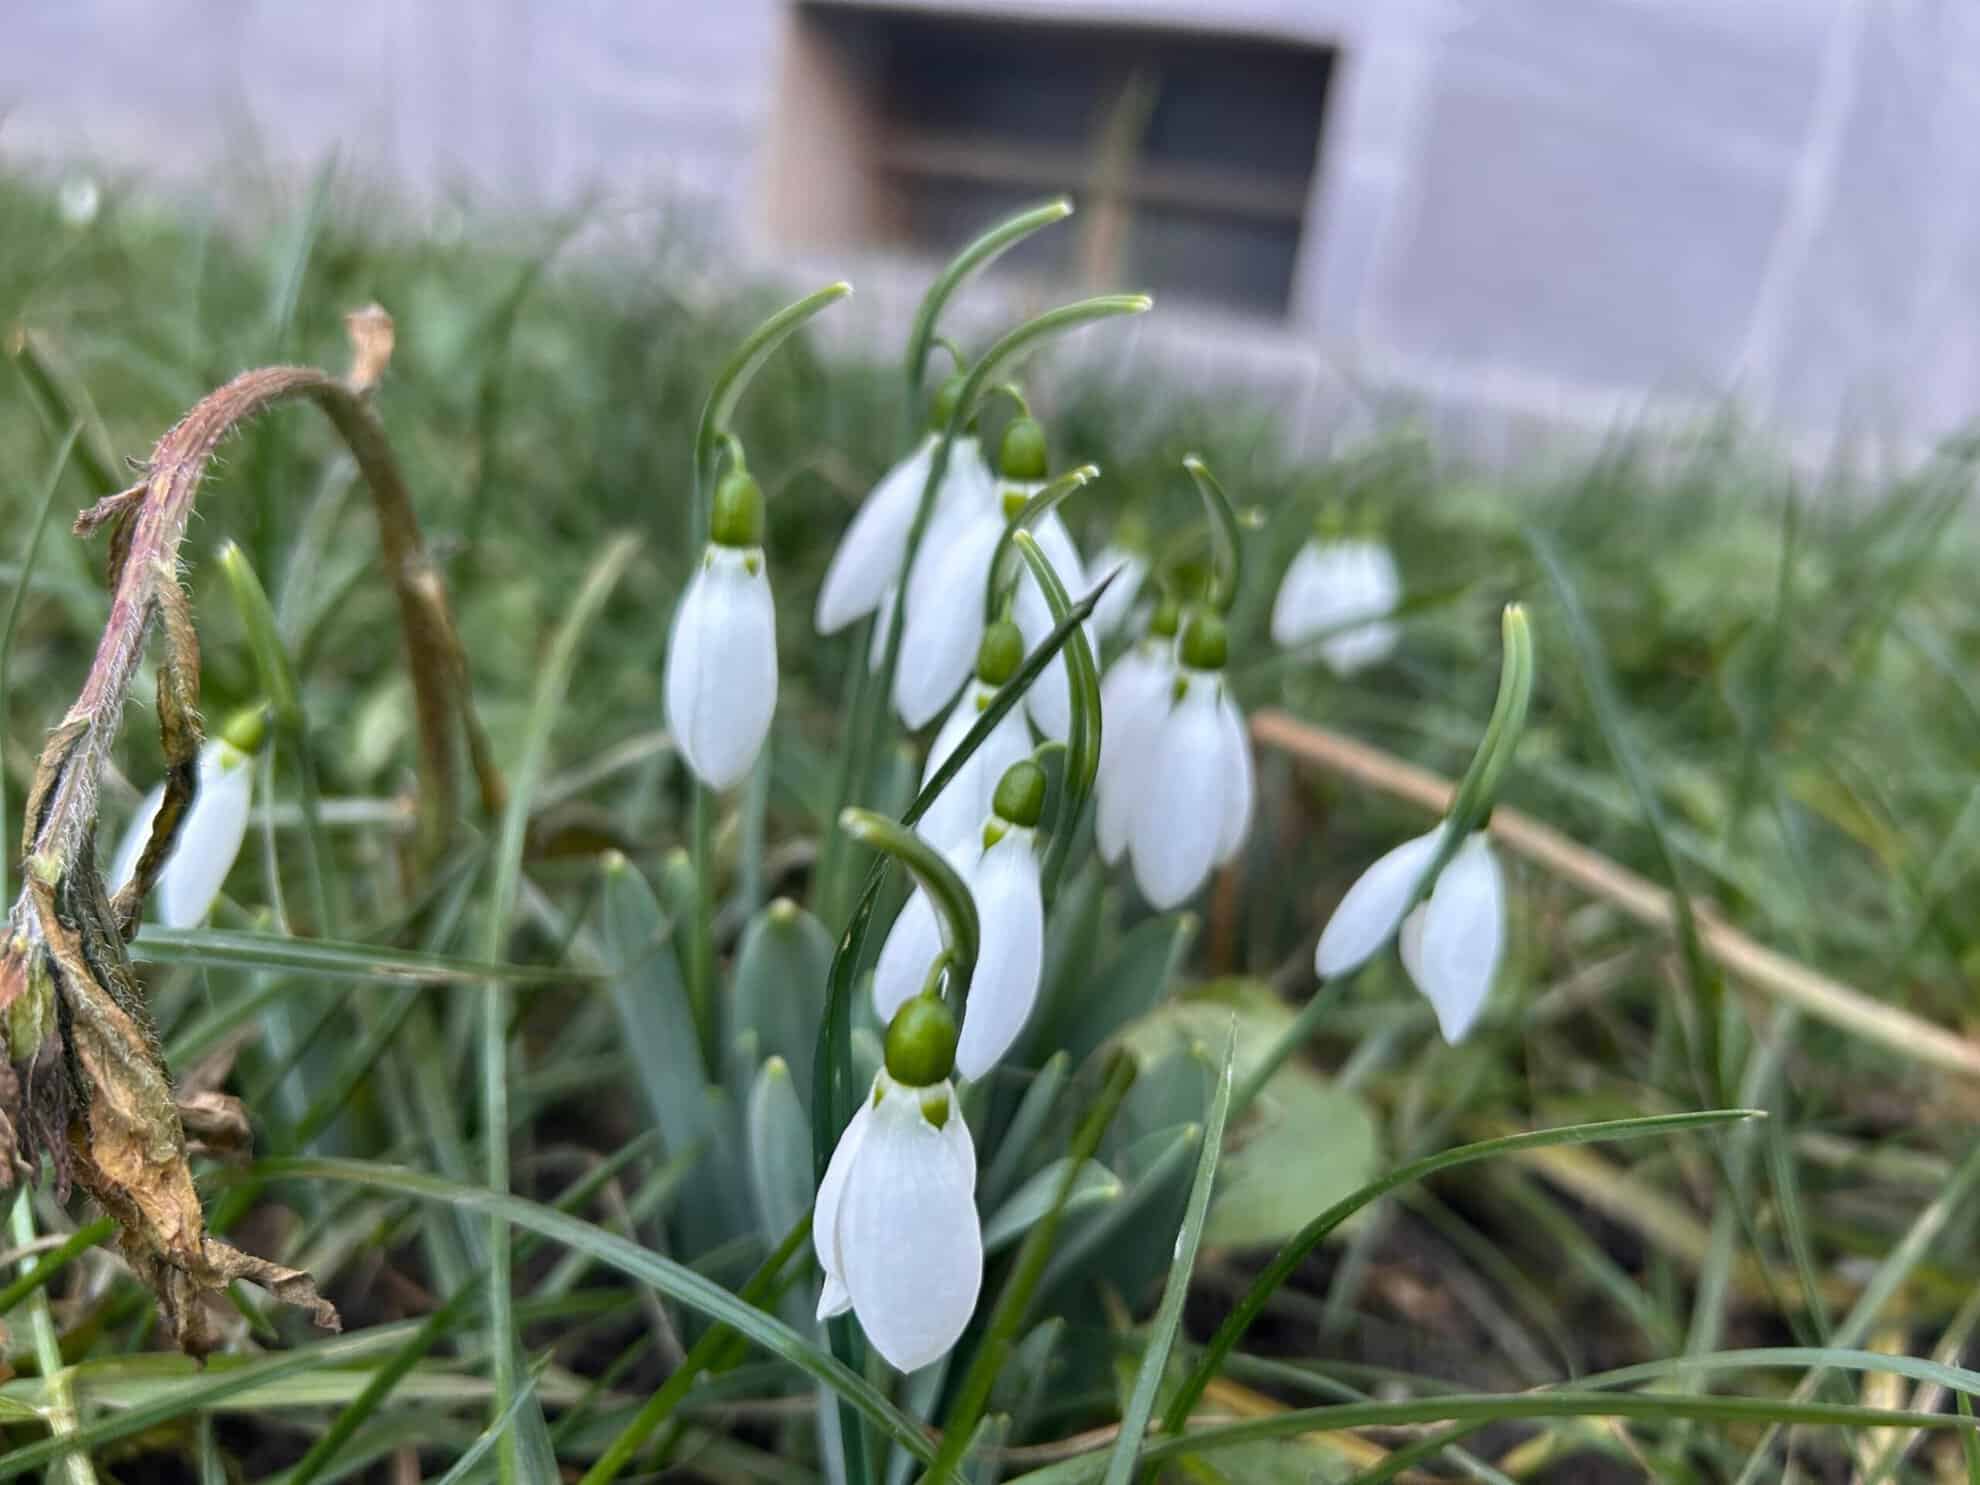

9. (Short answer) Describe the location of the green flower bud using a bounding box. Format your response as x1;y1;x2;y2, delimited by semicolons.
710;467;766;548
1149;595;1182;639
884;992;958;1087
998;417;1049;481
928;372;968;433
976;617;1024;686
220;704;271;756
992;758;1047;829
1179;609;1228;671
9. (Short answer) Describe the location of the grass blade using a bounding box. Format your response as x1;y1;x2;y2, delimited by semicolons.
1108;1030;1233;1485
131;926;578;984
477;534;638;1482
1160;1109;1762;1440
243;1158;944;1471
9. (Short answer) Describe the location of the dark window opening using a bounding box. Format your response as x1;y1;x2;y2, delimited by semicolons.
772;5;1336;319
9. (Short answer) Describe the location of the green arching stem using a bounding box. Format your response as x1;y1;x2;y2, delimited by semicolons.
1012;531;1108;895
690;281;851;547
982;465;1101;622
683;282;850;1051
903;198;1072;424
1182;455;1245;612
838;809;980;1004
1443;604;1535;843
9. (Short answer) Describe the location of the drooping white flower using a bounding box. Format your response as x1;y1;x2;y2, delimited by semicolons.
1094;635;1176;865
1270;536;1402;676
817;433;997;644
893;493;1004;729
1314;825;1506;1043
1118;610;1250;908
1087;544;1148;639
109;737;256;929
917;671;1032;855
893;418;1088;734
1127;667;1251;909
873;762;1047;1080
816;434;937;636
665;544;777;790
814;1069;982;1372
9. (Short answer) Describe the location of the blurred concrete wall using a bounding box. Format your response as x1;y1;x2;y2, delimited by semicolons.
8;0;1980;461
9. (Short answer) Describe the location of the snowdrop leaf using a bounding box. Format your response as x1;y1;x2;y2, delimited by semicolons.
983;1158;1123;1254
732;899;834;1106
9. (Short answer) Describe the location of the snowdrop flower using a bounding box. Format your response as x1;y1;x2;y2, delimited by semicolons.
916;618;1033;854
996;419;1092;741
1126;611;1253;908
815;995;982;1372
666;467;777;790
1087;542;1148;639
894;415;1090;735
1270;535;1402;676
1095;600;1180;865
874;760;1046;1080
816;375;996;640
1314;825;1506;1043
109;713;263;928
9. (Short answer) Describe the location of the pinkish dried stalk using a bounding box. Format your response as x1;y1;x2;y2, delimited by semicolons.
0;307;498;1353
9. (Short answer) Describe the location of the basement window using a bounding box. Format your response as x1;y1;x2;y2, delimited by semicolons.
770;5;1336;319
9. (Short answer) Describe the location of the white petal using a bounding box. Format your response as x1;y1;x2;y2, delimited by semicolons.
1408;835;1505;1043
813;1091;877;1317
837;1079;982;1372
955;833;1043;1080
158;743;254;928
918;684;1030;855
1269;540;1339;648
1398;903;1429;990
872;886;944;1026
1095;646;1175;865
895;512;1001;728
1270;539;1403;674
872;839;977;1021
108;783;166;898
1214;694;1254;864
1313;826;1446;980
666;547;778;790
1011;515;1090;740
1322;618;1402;677
817;1271;852;1319
1087;546;1146;638
1129;676;1231;909
818;437;936;634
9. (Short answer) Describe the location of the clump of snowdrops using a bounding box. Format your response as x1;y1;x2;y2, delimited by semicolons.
4;196;1825;1485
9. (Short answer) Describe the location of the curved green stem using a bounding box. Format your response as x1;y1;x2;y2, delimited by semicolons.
691;281;851;543
837;809;980;1003
954;296;1151;430
904;199;1073;418
1181;455;1244;612
1011;532;1105;893
982;465;1101;621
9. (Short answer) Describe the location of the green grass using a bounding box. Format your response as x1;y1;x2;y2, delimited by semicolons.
4;168;1980;1482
